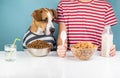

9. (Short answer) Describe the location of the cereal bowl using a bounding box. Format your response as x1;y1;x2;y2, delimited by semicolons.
25;40;52;57
71;47;97;60
71;42;97;60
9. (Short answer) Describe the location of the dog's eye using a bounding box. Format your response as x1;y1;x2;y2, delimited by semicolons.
42;18;48;22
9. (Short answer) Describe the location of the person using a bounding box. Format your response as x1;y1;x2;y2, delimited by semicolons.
56;0;118;57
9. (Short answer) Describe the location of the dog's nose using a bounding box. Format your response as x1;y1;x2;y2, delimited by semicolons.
50;27;55;34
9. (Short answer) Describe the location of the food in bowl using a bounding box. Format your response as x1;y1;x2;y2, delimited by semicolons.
71;41;97;60
25;40;52;57
27;40;51;49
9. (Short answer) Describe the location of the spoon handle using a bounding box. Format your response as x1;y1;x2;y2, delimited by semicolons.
62;40;65;46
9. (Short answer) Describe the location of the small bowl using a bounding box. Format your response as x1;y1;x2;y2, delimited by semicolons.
25;48;51;57
71;47;97;60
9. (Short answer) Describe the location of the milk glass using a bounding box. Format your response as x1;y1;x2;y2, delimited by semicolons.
4;44;17;61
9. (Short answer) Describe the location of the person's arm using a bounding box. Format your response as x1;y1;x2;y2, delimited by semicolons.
57;22;67;45
105;2;117;57
57;22;67;57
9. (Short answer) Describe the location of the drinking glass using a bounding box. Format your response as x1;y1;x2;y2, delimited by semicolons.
4;44;17;61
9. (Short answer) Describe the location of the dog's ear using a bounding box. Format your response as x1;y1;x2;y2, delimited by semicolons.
50;9;57;19
32;9;42;21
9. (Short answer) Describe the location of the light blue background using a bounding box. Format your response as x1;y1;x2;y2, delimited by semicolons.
0;0;120;51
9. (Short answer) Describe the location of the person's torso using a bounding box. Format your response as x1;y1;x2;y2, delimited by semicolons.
61;0;109;50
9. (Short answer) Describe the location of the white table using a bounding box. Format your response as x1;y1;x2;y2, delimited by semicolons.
0;51;120;78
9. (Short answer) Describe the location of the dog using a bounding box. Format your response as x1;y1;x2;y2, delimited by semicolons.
23;8;57;51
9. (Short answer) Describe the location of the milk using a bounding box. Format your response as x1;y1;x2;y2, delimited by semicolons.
101;26;113;57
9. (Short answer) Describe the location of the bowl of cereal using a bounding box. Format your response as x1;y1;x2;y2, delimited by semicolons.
71;42;97;60
25;40;52;57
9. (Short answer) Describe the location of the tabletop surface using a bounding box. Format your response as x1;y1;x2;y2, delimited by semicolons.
0;51;120;78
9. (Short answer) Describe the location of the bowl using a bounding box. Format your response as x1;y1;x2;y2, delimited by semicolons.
25;40;52;57
25;48;51;57
70;42;97;60
71;47;97;60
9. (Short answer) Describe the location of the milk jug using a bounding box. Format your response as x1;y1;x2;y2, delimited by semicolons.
101;26;113;57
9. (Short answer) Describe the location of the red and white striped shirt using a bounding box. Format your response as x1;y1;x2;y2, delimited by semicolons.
56;0;117;50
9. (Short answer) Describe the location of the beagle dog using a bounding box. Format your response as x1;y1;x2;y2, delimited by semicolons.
23;8;57;51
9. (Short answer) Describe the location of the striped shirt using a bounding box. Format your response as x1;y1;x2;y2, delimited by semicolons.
56;0;117;50
23;29;56;51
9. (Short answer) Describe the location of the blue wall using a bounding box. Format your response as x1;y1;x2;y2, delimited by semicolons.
0;0;120;51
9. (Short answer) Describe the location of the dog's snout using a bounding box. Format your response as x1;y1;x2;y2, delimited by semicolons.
50;27;55;34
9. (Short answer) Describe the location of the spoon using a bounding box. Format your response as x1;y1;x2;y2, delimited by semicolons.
60;31;67;46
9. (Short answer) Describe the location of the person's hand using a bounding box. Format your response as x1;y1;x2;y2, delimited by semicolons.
109;44;116;57
57;44;67;57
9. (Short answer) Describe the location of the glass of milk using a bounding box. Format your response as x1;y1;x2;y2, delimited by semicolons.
4;44;17;61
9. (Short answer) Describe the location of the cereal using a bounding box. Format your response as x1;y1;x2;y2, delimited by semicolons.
71;41;97;49
27;40;52;49
71;41;98;60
